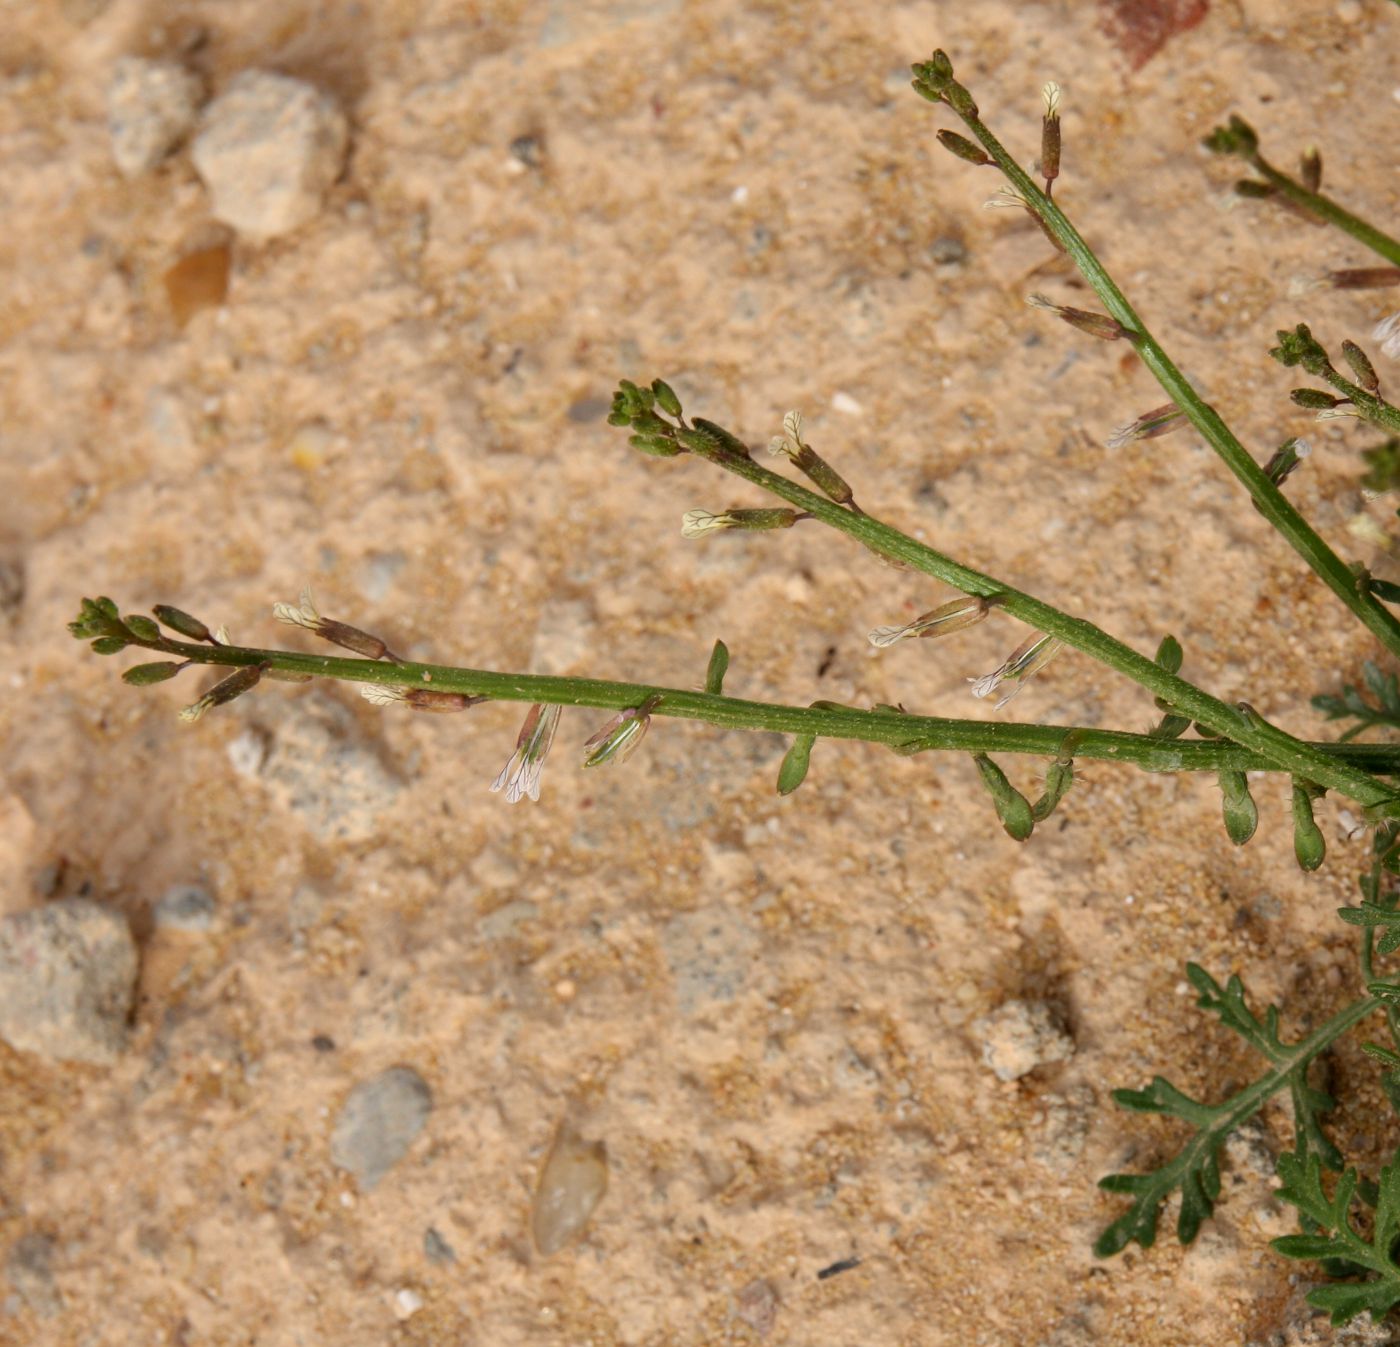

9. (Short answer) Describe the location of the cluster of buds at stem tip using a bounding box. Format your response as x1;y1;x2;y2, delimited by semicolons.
1026;293;1130;342
969;633;1064;708
274;589;403;663
1040;82;1061;192
583;696;662;768
1105;403;1185;450
909;50;978;118
681;508;800;539
491;703;563;804
868;595;997;648
768;410;856;506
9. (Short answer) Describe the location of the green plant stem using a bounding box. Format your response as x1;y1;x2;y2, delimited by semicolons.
1250;157;1400;269
673;439;1398;807
1319;367;1400;436
134;633;1400;778
923;63;1400;667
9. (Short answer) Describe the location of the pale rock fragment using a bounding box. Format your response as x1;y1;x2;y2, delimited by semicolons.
107;56;203;177
0;899;138;1064
971;998;1074;1082
192;70;348;240
531;1123;608;1255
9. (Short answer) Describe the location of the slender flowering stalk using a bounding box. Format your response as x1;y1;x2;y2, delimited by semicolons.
491;703;562;803
969;634;1064;708
868;595;993;648
583;696;662;768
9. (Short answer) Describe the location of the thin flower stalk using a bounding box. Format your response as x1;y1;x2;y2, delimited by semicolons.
910;51;1400;664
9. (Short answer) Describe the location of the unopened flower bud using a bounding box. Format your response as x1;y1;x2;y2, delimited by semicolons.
1290;388;1341;409
766;409;854;505
1026;293;1129;342
123;614;161;642
1261;437;1311;489
178;664;263;723
358;684;486;713
650;378;683;418
122;661;187;686
153;605;212;642
681;508;799;538
936;129;991;166
273;589;401;662
1040;81;1061;188
868;595;993;647
1341;340;1380;393
1105;403;1185;449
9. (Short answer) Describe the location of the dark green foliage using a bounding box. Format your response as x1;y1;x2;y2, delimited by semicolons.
1096;964;1341;1257
1313;662;1400;742
777;735;815;796
1273;1149;1400;1325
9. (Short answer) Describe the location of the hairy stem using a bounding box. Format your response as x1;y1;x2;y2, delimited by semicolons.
671;438;1398;806
128;631;1400;777
915;58;1400;665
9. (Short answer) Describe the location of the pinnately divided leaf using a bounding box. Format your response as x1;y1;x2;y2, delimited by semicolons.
1272;1149;1400;1325
1313;662;1400;742
1095;964;1342;1256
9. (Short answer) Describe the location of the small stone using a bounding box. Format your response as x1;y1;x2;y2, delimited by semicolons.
6;1233;62;1318
392;1288;423;1321
192;70;348;241
423;1227;456;1265
106;56;203;178
164;244;231;328
330;1066;433;1192
662;907;758;1016
1031;1084;1095;1172
0;900;137;1065
928;236;967;265
531;1123;608;1255
971;998;1074;1082
735;1278;779;1338
152;883;216;933
830;390;864;416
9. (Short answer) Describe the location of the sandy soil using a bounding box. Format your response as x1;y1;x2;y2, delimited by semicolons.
3;0;1400;1343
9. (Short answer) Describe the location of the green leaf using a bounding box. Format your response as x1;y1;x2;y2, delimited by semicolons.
1218;770;1258;845
1272;1149;1400;1325
704;639;729;695
1153;634;1184;674
777;734;815;796
1338;902;1400;955
1097;965;1343;1257
1313;661;1400;742
973;754;1034;841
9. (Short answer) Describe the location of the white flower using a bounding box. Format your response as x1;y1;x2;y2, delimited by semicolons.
491;704;562;804
969;634;1064;709
1372;312;1400;360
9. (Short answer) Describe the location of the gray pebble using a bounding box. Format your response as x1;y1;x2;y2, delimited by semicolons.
106;56;203;178
330;1066;433;1192
192;70;348;240
0;899;137;1065
152;884;216;933
663;907;758;1016
423;1227;455;1264
6;1233;62;1318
